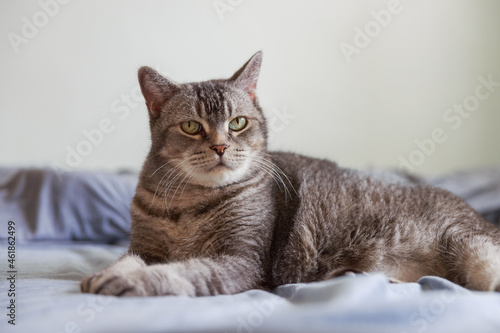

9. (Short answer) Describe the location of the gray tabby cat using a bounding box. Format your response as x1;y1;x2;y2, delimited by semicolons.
81;52;500;296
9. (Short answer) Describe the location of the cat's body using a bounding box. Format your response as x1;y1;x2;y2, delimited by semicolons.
81;52;500;296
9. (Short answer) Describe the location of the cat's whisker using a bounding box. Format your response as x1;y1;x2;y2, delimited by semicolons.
250;158;282;185
162;167;187;215
158;161;187;188
142;151;163;163
168;164;198;210
244;156;284;186
257;158;295;200
150;160;175;177
266;161;297;199
151;160;190;214
149;161;184;212
261;152;298;196
253;163;282;189
179;166;199;201
245;156;291;201
245;154;295;201
161;158;199;214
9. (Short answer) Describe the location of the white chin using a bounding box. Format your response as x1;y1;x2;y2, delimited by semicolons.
192;163;250;188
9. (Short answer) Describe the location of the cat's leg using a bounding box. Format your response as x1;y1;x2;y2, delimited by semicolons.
81;254;261;296
323;268;365;279
440;224;500;292
81;254;146;295
323;268;404;283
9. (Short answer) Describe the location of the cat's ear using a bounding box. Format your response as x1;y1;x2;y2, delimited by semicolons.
138;66;180;117
229;51;262;101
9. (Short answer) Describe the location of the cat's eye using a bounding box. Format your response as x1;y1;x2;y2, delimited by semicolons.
181;120;202;134
228;117;247;131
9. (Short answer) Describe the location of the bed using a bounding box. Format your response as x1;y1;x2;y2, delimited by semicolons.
1;167;500;333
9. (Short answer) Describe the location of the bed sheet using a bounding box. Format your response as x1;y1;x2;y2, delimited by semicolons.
1;241;500;333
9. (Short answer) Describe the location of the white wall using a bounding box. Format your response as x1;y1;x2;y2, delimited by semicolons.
1;0;499;176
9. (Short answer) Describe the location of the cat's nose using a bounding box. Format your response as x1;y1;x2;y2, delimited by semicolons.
210;144;229;157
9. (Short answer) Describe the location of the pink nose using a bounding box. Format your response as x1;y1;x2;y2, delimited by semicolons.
210;144;229;157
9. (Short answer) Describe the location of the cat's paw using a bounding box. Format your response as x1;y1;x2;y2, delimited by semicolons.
80;254;149;296
81;270;151;296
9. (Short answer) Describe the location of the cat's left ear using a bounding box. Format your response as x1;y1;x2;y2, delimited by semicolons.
138;66;180;117
229;51;262;101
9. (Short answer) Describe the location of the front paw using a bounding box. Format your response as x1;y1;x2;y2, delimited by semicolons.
81;270;151;297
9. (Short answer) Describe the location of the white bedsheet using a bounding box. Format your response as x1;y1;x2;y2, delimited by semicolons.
1;241;500;333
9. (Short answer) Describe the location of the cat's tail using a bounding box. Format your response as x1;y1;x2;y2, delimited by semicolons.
439;219;500;291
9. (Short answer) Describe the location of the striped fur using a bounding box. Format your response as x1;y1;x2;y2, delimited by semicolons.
81;52;500;296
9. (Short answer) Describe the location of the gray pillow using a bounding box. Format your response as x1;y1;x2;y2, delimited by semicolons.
1;166;498;243
0;168;137;243
428;167;500;226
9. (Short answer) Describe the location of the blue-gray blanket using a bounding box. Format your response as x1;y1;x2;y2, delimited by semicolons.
1;167;500;333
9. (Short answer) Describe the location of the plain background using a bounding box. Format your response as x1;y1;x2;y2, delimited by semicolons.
1;0;499;176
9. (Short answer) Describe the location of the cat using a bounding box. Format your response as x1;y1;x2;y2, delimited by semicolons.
81;51;500;296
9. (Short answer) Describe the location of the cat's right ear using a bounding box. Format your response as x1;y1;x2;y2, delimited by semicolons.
138;66;180;117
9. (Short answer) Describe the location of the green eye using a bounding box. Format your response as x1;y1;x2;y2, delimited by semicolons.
228;117;247;131
181;120;202;134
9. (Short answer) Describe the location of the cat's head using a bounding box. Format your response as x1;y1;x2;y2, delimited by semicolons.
138;52;268;188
